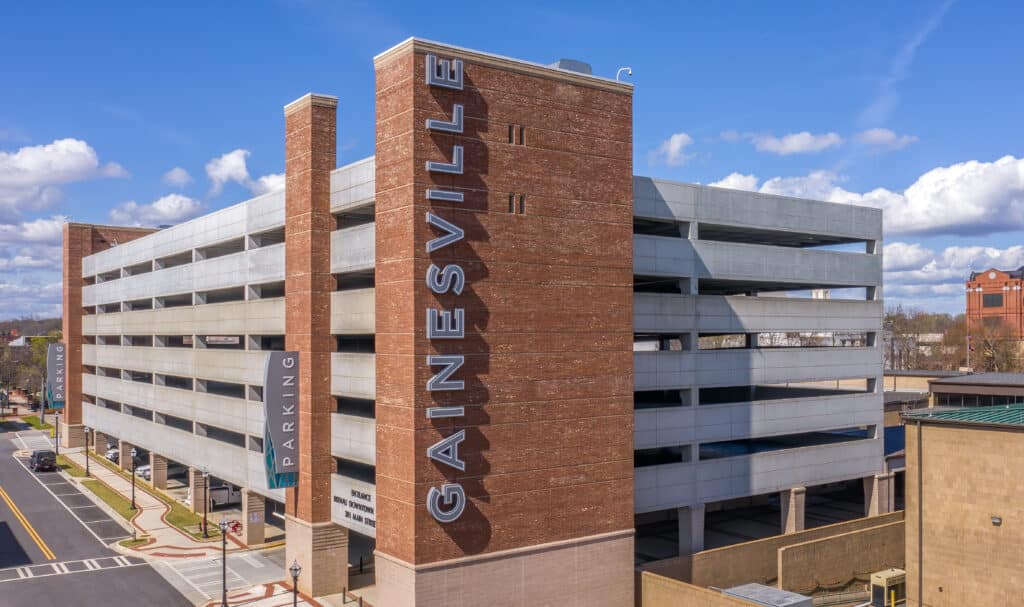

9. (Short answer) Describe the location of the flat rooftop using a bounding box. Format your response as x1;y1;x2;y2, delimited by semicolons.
929;372;1024;387
904;404;1024;428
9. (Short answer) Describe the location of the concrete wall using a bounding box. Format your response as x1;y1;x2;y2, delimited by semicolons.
906;422;1024;607
636;434;882;513
330;289;374;334
640;571;751;607
635;293;881;333
634;236;881;287
635;347;881;391
638;511;904;589
633;177;882;242
777;520;904;594
84;299;285;336
635;392;879;449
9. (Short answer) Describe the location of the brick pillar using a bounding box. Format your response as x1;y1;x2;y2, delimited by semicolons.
865;472;895;516
781;486;806;534
61;224;89;448
282;92;348;597
62;224;154;449
188;467;209;516
678;504;705;555
241;489;266;546
91;431;107;453
118;440;133;472
150;453;168;490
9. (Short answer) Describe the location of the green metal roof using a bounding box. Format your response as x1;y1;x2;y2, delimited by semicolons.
904;404;1024;428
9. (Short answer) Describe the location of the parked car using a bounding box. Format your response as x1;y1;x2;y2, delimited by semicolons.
29;450;57;472
185;483;242;508
104;447;119;463
135;464;151;481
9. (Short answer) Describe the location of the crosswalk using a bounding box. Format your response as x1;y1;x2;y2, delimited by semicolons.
0;555;146;584
14;431;54;452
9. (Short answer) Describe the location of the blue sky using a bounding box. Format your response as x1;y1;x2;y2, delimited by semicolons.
1;0;1023;319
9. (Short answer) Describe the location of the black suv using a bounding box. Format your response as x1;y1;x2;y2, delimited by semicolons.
29;450;57;472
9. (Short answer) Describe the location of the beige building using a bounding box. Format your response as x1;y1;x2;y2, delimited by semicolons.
904;404;1024;606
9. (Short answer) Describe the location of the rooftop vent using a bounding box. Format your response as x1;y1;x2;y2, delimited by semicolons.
549;58;592;75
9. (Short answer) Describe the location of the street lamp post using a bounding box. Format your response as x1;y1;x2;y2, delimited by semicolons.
202;467;210;538
84;427;91;477
54;411;60;456
289;560;301;607
130;447;138;510
219;519;229;607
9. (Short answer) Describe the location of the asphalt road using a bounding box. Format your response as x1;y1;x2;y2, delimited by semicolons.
0;422;189;606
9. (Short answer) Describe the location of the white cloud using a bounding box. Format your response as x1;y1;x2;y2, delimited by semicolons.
109;193;203;226
719;130;741;142
854;128;918;150
650;133;695;167
882;242;1024;310
0;215;66;246
205;149;284;196
0;280;61;320
162;166;193;188
252;173;285;195
709;172;759;191
883;242;934;272
0;139;126;220
749;131;843;155
713;155;1024;236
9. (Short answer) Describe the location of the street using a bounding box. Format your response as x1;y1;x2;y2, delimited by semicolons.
0;421;189;606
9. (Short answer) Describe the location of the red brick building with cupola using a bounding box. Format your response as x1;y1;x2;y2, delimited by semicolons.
966;267;1024;337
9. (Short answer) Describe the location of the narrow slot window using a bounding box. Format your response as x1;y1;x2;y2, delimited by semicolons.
518;194;526;214
508;193;515;214
518;125;525;145
508;125;514;144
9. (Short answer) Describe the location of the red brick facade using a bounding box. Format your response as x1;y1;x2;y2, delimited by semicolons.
966;268;1024;337
283;94;338;523
62;223;155;434
374;40;635;566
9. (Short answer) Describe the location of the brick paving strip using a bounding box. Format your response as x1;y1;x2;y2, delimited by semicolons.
201;582;326;607
64;450;246;558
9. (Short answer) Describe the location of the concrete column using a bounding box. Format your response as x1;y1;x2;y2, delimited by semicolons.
781;486;806;534
677;504;705;555
188;467;208;515
118;440;133;471
285;515;349;596
864;472;895;516
149;453;168;490
283;92;347;597
60;423;86;449
240;489;266;546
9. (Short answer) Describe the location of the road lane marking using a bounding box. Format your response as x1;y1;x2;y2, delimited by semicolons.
0;484;56;560
12;455;110;545
0;556;147;584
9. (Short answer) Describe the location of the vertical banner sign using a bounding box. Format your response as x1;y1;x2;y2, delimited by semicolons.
263;351;299;489
423;52;472;524
46;342;66;410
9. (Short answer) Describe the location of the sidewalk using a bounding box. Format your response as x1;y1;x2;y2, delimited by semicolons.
202;583;325;607
64;449;244;558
